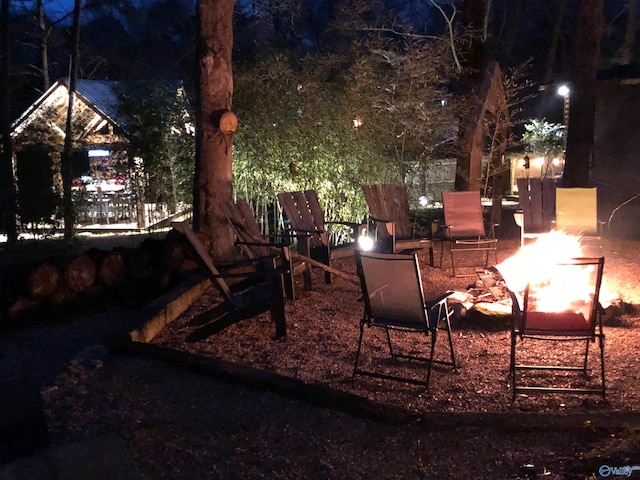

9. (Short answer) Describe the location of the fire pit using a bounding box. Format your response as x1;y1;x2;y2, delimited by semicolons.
448;230;618;321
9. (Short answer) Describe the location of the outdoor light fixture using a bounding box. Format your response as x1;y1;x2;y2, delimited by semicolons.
557;84;570;97
523;155;530;169
557;84;570;152
357;234;374;251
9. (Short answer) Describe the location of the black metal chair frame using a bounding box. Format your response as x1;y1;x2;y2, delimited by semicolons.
353;250;456;388
509;256;606;400
440;191;498;277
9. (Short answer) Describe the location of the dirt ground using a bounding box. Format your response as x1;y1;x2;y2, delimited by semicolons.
4;235;640;479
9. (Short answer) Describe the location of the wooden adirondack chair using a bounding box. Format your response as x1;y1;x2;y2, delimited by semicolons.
222;199;359;299
362;184;434;265
220;199;297;299
516;178;556;247
172;221;287;338
277;190;364;285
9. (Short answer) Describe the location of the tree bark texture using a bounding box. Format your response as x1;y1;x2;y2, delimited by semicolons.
37;0;50;90
62;0;82;240
621;0;638;64
0;0;17;242
562;0;603;188
194;0;235;260
542;0;568;85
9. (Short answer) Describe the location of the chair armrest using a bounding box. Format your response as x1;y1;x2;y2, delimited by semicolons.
426;291;454;309
508;289;522;314
369;215;392;224
325;220;364;229
283;227;325;236
508;289;524;336
236;240;291;249
368;216;396;237
324;220;366;237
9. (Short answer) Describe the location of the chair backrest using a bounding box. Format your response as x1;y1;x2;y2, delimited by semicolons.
171;221;235;303
277;190;326;249
355;250;427;327
517;178;556;233
442;191;486;238
518;256;604;335
555;187;599;236
362;184;414;240
221;199;271;258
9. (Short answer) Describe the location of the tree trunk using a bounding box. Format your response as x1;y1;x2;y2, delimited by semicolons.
562;0;603;188
37;0;50;90
193;0;235;260
542;0;568;85
499;0;526;66
0;0;17;243
61;0;82;240
456;0;490;191
621;0;637;64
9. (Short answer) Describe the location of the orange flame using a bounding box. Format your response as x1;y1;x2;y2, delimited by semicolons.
497;231;615;313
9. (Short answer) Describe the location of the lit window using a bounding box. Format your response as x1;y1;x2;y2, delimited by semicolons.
88;149;110;157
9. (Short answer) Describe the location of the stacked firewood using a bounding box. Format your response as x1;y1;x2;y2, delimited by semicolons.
1;231;199;324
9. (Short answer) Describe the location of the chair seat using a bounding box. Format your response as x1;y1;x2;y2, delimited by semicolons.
522;311;590;335
371;309;442;330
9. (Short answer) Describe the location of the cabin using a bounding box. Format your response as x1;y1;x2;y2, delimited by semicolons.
10;79;190;232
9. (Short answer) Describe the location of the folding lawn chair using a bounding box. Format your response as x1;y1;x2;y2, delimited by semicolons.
555;187;605;254
440;191;498;277
508;256;606;400
353;250;456;388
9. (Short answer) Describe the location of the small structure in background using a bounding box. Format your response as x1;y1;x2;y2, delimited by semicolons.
10;79;191;235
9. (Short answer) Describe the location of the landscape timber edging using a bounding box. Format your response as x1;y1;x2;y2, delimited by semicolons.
128;273;211;343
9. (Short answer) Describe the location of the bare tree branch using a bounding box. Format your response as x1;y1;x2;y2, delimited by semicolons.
430;0;462;72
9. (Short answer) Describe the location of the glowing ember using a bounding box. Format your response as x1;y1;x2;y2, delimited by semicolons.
496;231;616;313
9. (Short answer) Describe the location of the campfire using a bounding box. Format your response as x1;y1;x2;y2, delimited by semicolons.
454;230;618;317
